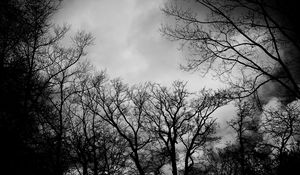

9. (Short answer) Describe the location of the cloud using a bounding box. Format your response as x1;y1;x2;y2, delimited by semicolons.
257;47;300;105
51;0;234;148
52;0;224;92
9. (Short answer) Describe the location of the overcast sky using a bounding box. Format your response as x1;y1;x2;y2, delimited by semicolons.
52;0;224;92
52;0;235;144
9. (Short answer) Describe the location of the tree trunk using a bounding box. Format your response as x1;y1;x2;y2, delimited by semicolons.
170;143;177;175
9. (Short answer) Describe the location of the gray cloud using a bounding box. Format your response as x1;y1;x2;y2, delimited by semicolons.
52;0;224;92
51;0;233;147
258;47;300;105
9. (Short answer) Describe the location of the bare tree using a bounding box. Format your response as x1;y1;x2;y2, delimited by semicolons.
202;98;272;175
144;81;229;175
162;1;300;174
227;98;269;175
67;72;128;175
162;0;300;99
262;100;300;174
0;1;83;174
85;77;152;175
41;31;93;175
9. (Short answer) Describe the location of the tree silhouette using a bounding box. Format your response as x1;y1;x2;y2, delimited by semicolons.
162;0;300;99
44;30;93;175
84;77;152;175
66;72;128;175
227;99;271;175
0;1;94;174
0;0;61;174
204;99;273;175
4;0;300;174
262;100;300;174
162;2;300;173
144;81;229;175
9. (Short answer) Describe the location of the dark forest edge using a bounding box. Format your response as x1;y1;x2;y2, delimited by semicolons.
0;0;299;175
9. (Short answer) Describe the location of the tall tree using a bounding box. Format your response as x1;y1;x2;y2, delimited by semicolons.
145;81;229;175
204;99;272;175
0;0;62;174
227;99;270;175
0;1;94;174
262;100;300;174
67;72;128;175
86;77;152;175
44;31;93;175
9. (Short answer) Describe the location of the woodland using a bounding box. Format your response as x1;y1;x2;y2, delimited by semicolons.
1;0;300;175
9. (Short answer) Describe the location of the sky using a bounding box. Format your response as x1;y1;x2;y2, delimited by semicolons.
53;0;224;92
52;0;235;145
52;0;235;140
49;1;300;169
